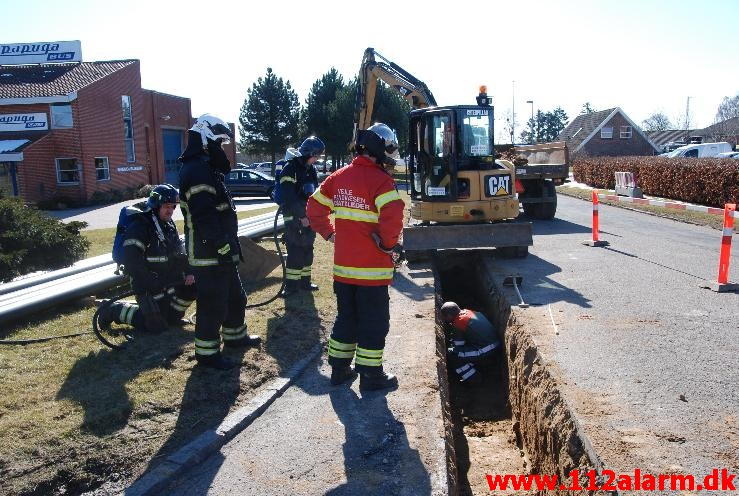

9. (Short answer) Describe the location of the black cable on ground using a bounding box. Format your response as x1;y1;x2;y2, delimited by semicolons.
0;332;93;345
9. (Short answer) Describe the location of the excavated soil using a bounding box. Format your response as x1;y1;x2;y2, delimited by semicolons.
433;252;612;496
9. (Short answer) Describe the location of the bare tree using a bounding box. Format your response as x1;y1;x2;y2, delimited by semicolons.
715;94;739;122
642;112;673;132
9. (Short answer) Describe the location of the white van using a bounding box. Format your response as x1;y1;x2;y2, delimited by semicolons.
665;142;732;158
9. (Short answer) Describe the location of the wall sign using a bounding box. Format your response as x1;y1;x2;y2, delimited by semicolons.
116;166;143;172
0;41;82;65
0;113;48;131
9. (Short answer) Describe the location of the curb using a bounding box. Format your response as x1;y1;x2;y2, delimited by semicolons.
125;343;324;496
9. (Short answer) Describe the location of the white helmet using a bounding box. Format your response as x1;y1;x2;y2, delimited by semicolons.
284;147;300;161
367;122;400;166
190;114;234;149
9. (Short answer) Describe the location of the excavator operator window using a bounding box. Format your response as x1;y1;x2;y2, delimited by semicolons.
422;113;452;199
461;113;492;157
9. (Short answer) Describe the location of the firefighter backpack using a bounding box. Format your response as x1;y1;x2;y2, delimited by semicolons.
112;202;147;264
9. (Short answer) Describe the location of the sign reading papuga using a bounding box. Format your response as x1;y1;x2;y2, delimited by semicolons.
0;113;49;132
0;41;82;65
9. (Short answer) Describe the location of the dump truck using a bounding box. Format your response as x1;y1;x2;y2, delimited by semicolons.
511;141;570;219
355;48;532;256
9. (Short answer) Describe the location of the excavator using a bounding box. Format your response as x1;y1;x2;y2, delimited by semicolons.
355;48;532;255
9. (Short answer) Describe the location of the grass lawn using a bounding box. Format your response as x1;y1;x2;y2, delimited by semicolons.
82;206;278;258
556;185;728;231
0;209;332;495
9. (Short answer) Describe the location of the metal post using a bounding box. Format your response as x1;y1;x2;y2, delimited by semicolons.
526;100;534;143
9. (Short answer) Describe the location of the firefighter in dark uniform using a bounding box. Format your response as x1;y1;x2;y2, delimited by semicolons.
99;184;196;332
279;136;324;297
179;114;260;370
440;301;501;385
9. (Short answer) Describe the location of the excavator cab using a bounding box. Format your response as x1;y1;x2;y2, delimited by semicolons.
408;104;518;222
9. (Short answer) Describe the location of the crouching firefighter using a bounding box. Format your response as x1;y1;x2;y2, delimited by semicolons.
179;114;260;370
307;123;404;391
279;136;324;297
100;184;196;333
440;302;501;385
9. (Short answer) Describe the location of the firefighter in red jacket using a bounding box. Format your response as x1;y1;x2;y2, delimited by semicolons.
306;123;404;391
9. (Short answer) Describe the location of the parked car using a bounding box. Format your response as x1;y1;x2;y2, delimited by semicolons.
252;162;275;174
663;142;733;158
234;162;249;169
224;169;275;198
717;151;739;159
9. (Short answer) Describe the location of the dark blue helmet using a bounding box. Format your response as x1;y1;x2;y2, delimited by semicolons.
146;184;179;210
298;136;325;158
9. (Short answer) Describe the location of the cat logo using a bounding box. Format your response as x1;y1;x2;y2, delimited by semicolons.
487;175;511;196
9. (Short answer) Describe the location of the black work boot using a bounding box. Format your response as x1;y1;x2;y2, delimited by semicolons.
97;303;115;329
223;334;262;348
195;353;237;370
359;367;399;391
300;277;319;291
330;365;357;386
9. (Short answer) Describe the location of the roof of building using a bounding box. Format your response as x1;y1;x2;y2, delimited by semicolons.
699;116;739;136
0;60;137;99
556;108;617;150
557;107;659;153
645;129;694;147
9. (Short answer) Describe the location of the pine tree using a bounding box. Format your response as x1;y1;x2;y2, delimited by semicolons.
304;68;346;167
239;68;300;175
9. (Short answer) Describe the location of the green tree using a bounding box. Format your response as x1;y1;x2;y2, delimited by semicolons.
326;78;358;168
239;67;301;174
370;82;411;155
519;107;568;143
304;68;346;167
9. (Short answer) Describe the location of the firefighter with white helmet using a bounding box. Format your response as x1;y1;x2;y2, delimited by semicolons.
178;114;260;369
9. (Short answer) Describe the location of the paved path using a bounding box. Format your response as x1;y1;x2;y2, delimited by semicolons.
44;197;274;230
161;264;448;495
490;195;739;485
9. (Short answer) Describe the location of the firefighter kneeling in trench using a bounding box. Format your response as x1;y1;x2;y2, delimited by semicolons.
440;302;501;385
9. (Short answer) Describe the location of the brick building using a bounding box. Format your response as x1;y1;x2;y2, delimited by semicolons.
557;107;659;157
0;58;235;203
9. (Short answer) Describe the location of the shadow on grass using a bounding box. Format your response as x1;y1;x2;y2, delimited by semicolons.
56;327;192;437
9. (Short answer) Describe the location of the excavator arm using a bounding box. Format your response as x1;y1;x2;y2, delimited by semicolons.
355;47;437;133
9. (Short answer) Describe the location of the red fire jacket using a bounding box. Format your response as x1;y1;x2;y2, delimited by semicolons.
306;155;404;286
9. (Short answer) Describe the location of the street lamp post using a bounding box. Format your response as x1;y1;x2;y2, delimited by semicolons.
526;100;534;143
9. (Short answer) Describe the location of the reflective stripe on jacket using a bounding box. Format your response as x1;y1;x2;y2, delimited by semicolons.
178;154;239;267
306;155;404;286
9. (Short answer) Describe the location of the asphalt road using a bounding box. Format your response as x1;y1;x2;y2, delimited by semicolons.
44;197;275;230
488;195;739;482
160;264;447;496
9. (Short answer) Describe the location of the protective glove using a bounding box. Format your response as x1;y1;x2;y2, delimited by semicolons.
371;233;403;264
138;293;168;333
217;242;235;264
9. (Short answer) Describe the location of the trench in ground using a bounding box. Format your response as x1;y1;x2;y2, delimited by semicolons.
431;251;612;496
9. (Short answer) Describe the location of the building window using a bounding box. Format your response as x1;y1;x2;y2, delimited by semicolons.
620;126;632;139
56;158;80;184
122;95;135;162
95;157;110;181
601;127;613;139
50;103;73;128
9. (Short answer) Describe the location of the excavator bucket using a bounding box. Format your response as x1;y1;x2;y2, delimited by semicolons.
237;236;281;282
402;222;533;251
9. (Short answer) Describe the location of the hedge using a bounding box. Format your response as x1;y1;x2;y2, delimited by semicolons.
572;157;739;208
0;195;90;283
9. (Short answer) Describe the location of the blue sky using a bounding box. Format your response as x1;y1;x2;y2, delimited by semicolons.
2;0;738;142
